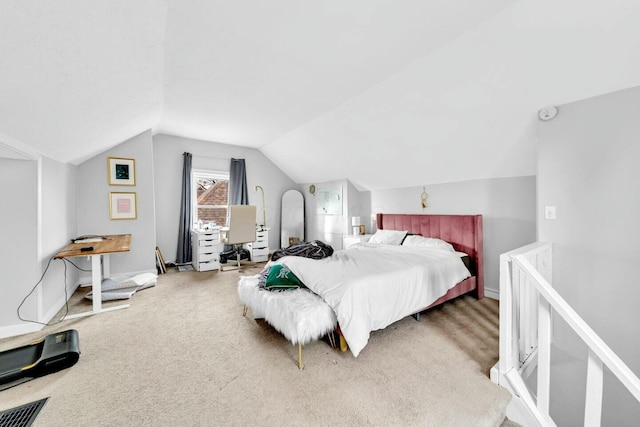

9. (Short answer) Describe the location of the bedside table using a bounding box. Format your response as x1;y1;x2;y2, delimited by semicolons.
343;234;372;250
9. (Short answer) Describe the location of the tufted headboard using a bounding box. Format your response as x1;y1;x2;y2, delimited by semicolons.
376;213;484;299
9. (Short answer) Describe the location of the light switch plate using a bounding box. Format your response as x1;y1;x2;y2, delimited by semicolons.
544;206;556;220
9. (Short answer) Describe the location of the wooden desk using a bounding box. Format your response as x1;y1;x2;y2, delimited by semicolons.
55;234;131;319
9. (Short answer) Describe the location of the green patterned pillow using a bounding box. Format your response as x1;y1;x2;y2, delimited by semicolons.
264;264;302;289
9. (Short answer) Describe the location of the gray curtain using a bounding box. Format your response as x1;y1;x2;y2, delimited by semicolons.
176;152;193;264
229;158;248;205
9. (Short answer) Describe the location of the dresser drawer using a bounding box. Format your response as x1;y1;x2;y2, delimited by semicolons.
200;239;220;248
195;231;218;240
199;251;219;263
251;247;269;258
197;260;219;271
252;254;269;262
246;242;268;250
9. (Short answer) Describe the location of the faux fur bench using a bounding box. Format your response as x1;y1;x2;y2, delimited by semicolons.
237;274;337;368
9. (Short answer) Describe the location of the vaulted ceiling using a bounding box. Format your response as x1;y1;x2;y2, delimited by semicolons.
2;1;640;190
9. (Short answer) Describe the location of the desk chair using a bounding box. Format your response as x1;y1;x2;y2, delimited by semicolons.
219;205;257;271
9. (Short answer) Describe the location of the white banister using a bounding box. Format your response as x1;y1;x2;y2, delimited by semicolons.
498;254;515;374
493;243;640;427
512;254;640;403
584;349;604;427
536;297;551;415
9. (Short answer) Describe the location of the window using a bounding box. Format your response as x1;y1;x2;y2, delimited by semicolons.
192;170;229;227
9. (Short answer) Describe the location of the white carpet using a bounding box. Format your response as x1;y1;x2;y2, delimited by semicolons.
0;265;511;426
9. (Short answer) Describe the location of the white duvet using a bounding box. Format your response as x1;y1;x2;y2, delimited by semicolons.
273;243;471;357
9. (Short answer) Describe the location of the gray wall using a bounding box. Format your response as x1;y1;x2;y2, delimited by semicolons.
366;176;537;297
77;130;157;277
40;157;78;321
0;159;38;336
301;176;537;297
0;156;78;338
153;134;296;263
538;86;640;425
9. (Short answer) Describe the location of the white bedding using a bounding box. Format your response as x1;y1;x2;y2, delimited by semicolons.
273;243;471;357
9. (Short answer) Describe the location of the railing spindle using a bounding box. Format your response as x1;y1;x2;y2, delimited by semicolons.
537;296;551;415
499;254;514;374
584;349;604;427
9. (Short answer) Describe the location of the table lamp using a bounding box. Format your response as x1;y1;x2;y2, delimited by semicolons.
351;216;361;236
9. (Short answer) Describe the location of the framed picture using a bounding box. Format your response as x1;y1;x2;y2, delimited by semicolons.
108;157;136;186
109;192;137;220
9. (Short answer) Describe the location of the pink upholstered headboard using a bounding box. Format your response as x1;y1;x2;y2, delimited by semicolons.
376;213;484;298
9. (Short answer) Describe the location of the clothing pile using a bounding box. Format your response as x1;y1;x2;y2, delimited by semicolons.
259;240;334;292
270;240;333;261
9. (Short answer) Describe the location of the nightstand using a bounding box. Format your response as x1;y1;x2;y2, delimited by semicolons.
343;234;372;250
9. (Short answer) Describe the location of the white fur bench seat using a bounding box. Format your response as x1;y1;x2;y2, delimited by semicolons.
238;274;337;368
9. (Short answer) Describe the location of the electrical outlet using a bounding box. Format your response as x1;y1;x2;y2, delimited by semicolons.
544;206;556;220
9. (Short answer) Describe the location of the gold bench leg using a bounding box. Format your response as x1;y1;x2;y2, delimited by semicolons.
242;305;248;316
298;343;303;369
339;335;348;352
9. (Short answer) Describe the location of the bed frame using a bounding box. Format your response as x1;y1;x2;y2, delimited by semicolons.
238;213;483;368
376;213;484;305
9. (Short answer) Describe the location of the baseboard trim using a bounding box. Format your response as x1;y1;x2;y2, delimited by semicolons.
0;323;43;340
485;288;500;300
0;282;81;340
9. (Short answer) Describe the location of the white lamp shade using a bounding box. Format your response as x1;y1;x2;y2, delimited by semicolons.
351;216;361;226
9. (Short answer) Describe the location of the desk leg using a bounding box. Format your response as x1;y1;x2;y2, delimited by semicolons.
102;253;110;279
63;253;129;321
92;254;102;313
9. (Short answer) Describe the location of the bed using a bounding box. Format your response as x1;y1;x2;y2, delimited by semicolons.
238;213;483;367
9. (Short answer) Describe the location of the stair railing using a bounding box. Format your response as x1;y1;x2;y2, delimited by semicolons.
493;242;640;426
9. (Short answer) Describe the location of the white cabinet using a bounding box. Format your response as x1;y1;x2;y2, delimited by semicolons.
343;234;372;250
245;228;269;262
192;230;224;271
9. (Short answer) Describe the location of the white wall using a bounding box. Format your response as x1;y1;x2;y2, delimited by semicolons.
366;176;537;297
40;157;78;322
0;159;38;336
76;130;157;277
301;179;349;250
153;134;296;263
538;86;640;425
0;156;78;338
300;176;536;297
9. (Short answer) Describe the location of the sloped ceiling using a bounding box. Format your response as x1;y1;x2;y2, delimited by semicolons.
1;0;640;190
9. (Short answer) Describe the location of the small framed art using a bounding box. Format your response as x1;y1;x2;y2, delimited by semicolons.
110;192;137;220
108;157;136;186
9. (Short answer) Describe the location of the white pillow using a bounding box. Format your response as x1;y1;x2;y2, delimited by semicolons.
401;235;455;252
369;229;408;245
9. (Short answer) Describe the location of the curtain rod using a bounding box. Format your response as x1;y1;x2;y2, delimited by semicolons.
193;154;245;162
193;154;229;161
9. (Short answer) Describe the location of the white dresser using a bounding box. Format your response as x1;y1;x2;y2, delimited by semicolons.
192;230;224;271
343;234;373;250
245;228;269;262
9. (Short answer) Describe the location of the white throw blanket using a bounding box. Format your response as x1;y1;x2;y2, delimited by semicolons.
274;244;471;357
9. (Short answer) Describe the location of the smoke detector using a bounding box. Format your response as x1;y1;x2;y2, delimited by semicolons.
538;106;558;121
